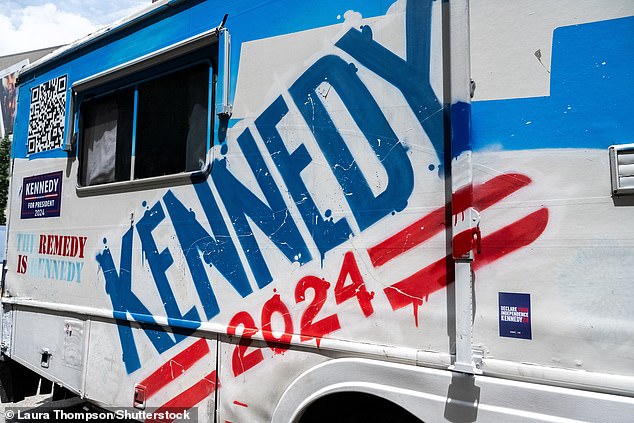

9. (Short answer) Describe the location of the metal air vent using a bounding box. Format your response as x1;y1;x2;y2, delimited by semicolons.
609;144;634;195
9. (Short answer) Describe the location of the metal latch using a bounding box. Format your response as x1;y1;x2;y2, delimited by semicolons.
453;207;482;259
472;345;487;373
133;384;146;409
473;223;482;254
40;348;52;368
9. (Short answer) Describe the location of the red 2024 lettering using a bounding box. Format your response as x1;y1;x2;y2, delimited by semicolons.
227;251;374;377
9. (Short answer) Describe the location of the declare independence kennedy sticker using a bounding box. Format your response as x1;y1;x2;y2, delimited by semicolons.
21;171;63;219
499;292;532;340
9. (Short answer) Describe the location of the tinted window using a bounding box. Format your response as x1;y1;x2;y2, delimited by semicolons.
79;60;211;187
135;63;209;179
80;89;133;186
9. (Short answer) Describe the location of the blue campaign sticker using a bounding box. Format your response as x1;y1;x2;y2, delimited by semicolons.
21;171;63;219
499;292;531;340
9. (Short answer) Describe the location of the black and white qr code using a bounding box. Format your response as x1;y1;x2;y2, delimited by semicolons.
27;74;68;154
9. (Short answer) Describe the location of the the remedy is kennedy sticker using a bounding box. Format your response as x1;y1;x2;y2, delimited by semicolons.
21;171;63;219
499;292;532;339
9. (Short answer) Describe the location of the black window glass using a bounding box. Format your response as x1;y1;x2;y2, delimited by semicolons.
80;89;133;186
134;63;209;179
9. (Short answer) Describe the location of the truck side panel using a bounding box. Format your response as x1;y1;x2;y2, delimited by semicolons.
6;0;449;419
470;0;634;382
2;0;633;421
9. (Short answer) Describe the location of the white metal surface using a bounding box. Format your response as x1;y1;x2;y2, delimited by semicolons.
3;0;634;421
272;358;634;423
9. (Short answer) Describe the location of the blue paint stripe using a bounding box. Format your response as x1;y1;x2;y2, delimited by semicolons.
472;16;634;152
451;101;471;158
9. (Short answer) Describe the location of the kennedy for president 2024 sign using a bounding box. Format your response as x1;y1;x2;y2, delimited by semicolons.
21;171;62;219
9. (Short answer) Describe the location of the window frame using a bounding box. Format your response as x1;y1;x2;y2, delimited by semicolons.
73;28;221;195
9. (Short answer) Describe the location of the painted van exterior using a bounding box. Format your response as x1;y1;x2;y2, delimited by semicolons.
2;0;634;421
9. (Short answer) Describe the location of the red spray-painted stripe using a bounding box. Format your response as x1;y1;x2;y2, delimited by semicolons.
384;208;548;319
368;173;532;268
368;207;445;268
451;184;473;218
384;257;449;327
146;371;218;423
138;338;210;400
473;208;548;271
452;227;478;258
473;173;531;210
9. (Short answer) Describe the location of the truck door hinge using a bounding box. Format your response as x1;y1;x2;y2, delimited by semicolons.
472;345;486;373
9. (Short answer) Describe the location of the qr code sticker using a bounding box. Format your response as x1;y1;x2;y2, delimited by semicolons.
27;74;68;154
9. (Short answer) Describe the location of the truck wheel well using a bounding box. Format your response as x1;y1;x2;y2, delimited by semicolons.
298;392;423;423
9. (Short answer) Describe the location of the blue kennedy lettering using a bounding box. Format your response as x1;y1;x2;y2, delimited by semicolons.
100;0;439;373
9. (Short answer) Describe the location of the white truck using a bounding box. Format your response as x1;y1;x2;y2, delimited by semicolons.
1;0;633;421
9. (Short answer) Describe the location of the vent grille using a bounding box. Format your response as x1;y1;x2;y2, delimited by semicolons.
609;144;634;195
